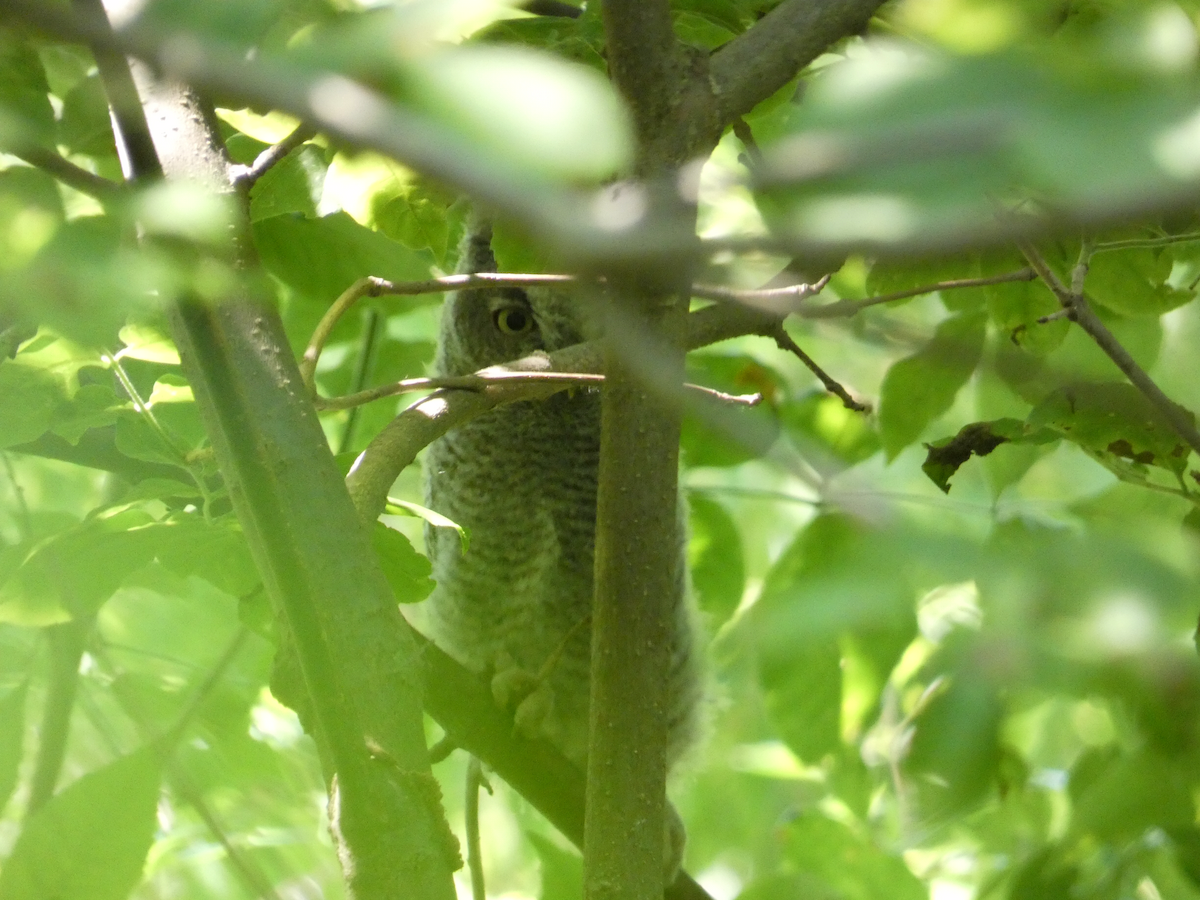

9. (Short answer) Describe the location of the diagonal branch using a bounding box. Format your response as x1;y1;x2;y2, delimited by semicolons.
6;144;122;199
709;0;888;126
1018;240;1200;457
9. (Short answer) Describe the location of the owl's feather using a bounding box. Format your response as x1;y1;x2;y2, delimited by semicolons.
423;223;702;771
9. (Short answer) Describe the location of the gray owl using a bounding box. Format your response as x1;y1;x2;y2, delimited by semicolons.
422;223;703;780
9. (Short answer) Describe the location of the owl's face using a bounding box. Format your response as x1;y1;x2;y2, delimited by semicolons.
435;286;595;376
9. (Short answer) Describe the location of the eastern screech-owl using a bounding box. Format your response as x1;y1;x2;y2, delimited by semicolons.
422;223;703;780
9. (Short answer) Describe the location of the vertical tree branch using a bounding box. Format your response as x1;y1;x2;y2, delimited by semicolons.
587;3;704;899
79;2;459;897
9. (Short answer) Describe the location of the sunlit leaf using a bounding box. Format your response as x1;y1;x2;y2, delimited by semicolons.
879;311;987;458
371;522;435;604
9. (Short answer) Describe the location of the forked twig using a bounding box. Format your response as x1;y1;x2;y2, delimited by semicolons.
1018;239;1200;457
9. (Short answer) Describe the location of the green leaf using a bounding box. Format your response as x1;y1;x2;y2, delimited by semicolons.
1070;750;1195;840
758;637;842;762
0;509;162;624
371;522;435;604
491;216;553;275
978;251;1067;355
866;254;979;311
783;812;926;900
0;32;54;145
154;518;261;599
905;667;1004;814
878;311;987;459
681;352;783;467
385;498;468;554
687;493;744;629
1028;381;1194;475
57;72;116;157
248;143;329;223
0;681;27;814
253;212;433;303
779;391;880;468
0;746;162;900
0;362;67;449
1087;247;1192;317
372;177;463;266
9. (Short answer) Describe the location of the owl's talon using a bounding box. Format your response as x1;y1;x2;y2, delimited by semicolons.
513;682;554;740
490;650;540;710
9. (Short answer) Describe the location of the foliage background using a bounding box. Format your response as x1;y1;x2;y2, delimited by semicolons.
4;0;1200;899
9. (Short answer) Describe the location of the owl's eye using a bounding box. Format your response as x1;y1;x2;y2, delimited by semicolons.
493;306;534;335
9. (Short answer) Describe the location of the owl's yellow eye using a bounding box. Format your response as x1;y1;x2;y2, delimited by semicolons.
493;306;534;335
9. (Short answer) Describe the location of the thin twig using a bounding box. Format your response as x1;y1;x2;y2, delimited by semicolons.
231;123;317;189
796;269;1036;319
106;352;190;463
164;628;251;744
1092;231;1200;253
1036;308;1071;325
1018;239;1200;457
1;452;32;539
314;370;762;411
7;143;122;199
1071;237;1094;296
299;272;827;395
768;324;868;412
465;757;491;900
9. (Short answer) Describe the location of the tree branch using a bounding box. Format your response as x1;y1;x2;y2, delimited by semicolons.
796;269;1036;319
6;144;122;199
600;0;681;160
1018;239;1200;457
26;620;91;816
81;0;458;895
709;0;887;125
230;122;317;189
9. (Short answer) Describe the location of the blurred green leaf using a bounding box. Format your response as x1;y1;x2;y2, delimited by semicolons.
682;353;783;467
0;509;161;624
906;665;1004;814
0;32;53;145
0;362;68;449
687;493;745;629
0;746;161;900
57;73;115;158
1070;750;1195;840
412;45;632;180
528;831;583;900
779;391;880;468
783;812;926;900
879;311;987;459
